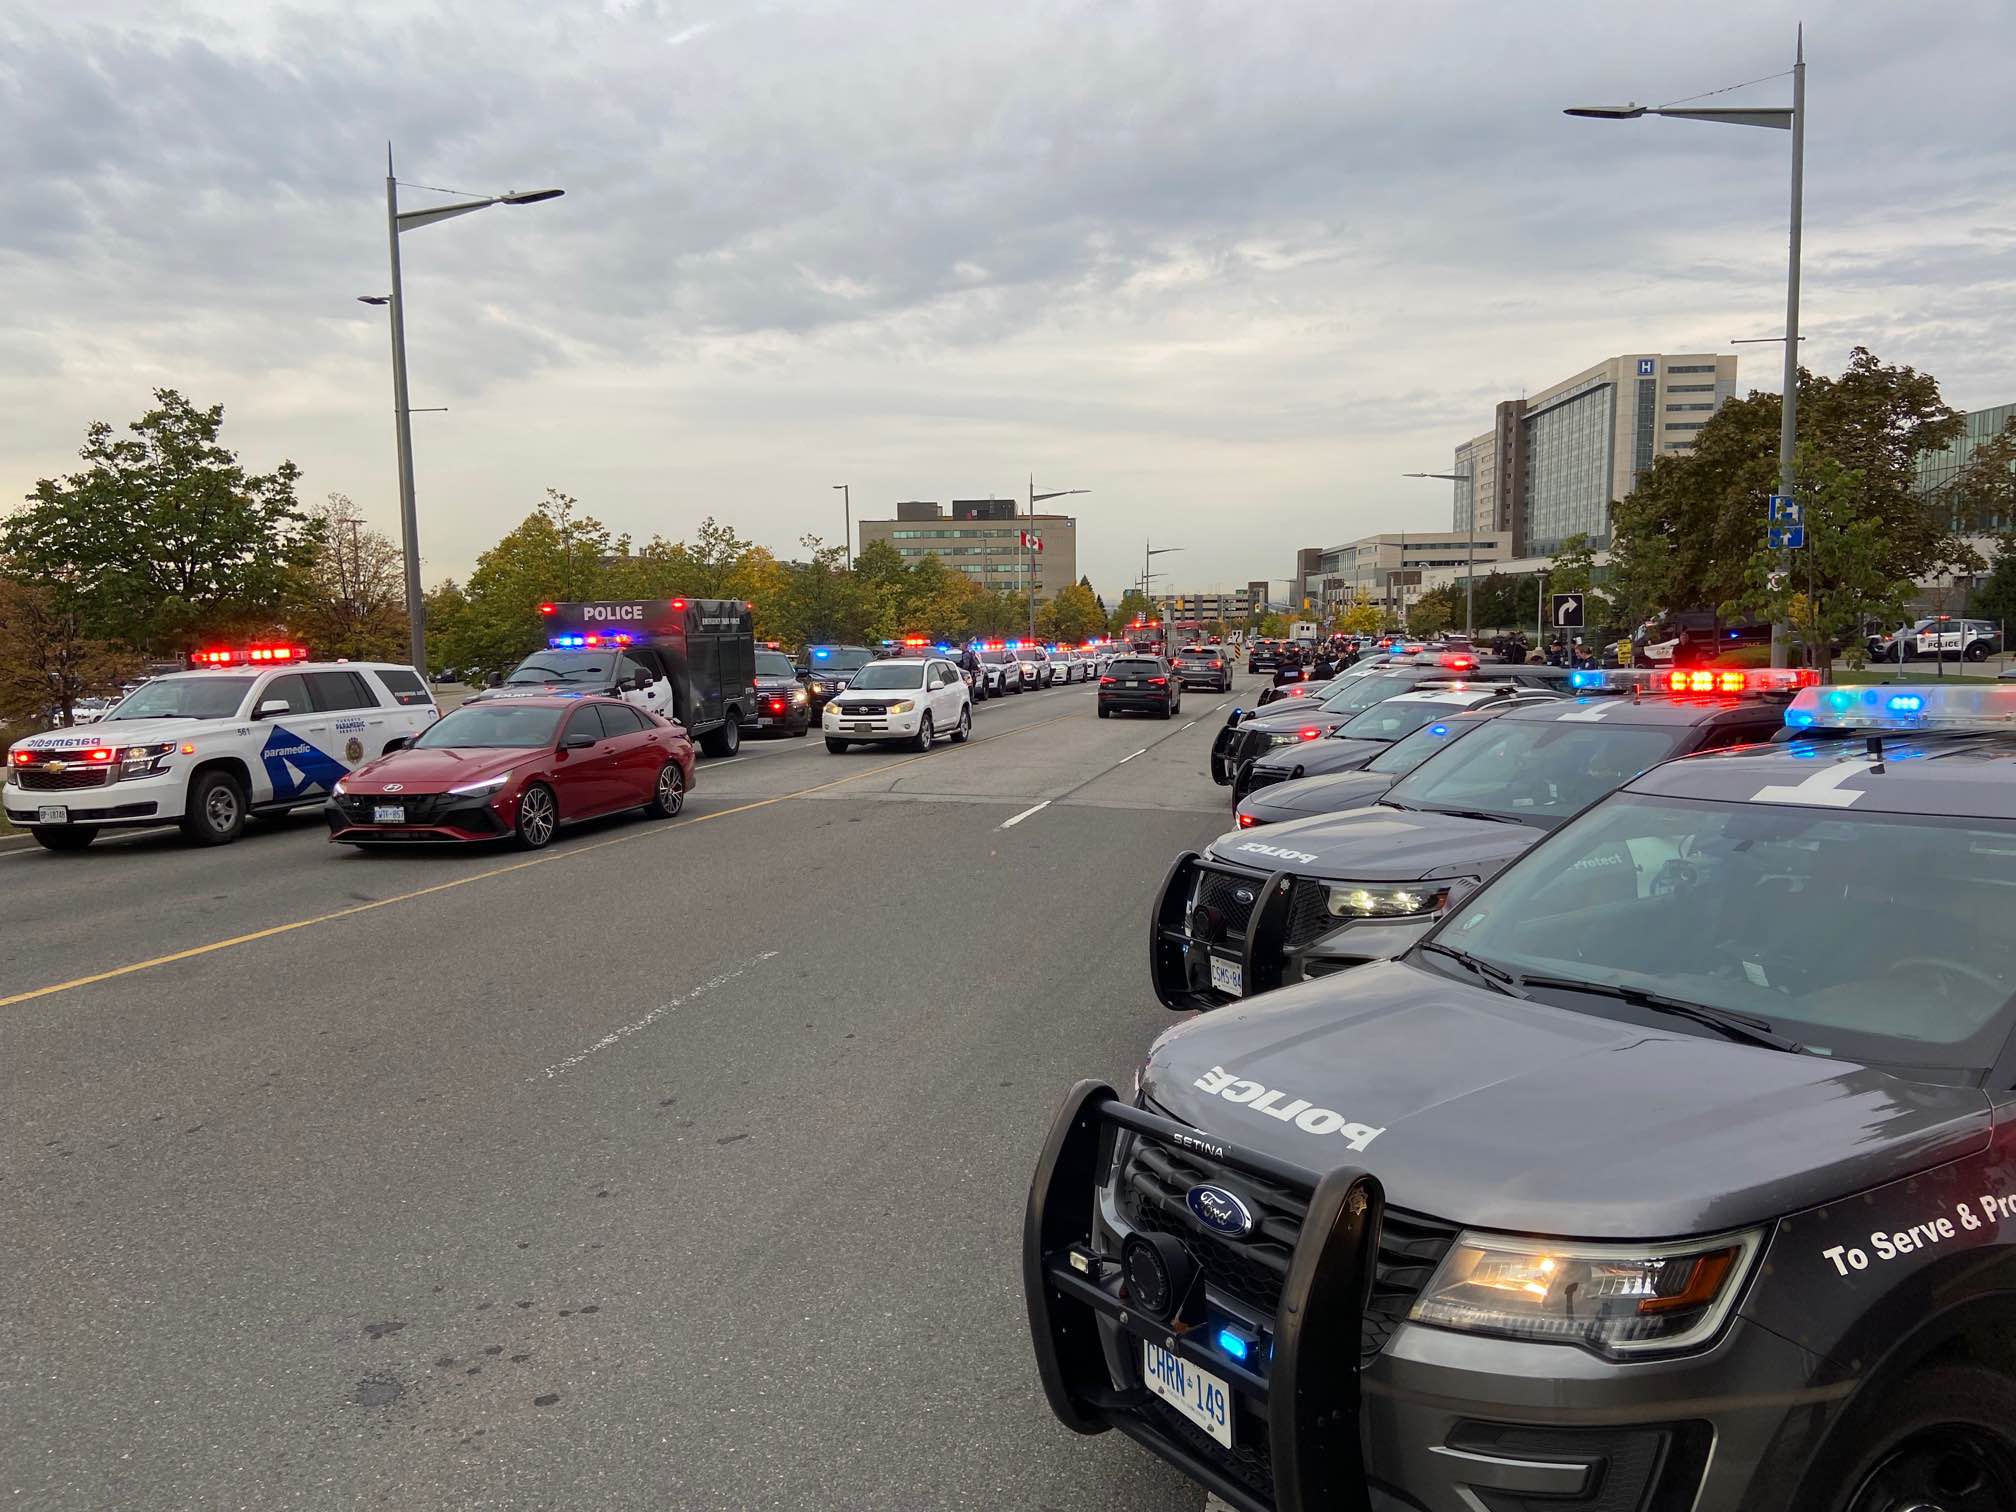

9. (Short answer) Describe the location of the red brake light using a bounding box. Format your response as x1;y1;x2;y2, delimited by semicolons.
1211;660;1223;669
671;598;687;611
1148;676;1168;686
1099;676;1116;686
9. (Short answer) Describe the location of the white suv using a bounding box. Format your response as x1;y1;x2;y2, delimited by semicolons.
5;656;439;851
823;656;972;752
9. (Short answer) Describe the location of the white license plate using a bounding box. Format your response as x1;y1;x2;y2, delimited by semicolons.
37;805;68;824
757;717;773;726
373;805;405;824
849;722;874;733
1141;1342;1232;1449
1210;955;1243;997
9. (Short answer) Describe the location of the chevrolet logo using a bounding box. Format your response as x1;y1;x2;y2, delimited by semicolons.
45;760;66;773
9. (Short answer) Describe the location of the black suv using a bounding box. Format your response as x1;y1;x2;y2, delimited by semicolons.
1028;681;2016;1512
746;648;811;736
1098;656;1181;719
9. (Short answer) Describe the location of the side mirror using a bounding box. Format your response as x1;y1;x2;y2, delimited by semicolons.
563;731;596;750
256;698;291;719
794;664;809;676
485;671;503;688
383;736;412;753
634;672;655;692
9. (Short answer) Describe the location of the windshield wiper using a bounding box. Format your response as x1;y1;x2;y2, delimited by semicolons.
1422;806;1526;825
1510;972;1805;1054
1417;942;1527;998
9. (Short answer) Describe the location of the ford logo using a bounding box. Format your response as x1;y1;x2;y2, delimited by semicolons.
1186;1184;1256;1238
1231;887;1255;906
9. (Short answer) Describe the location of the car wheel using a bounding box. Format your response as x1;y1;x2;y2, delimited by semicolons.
1967;641;1989;662
645;761;685;818
826;738;849;754
951;705;971;743
1804;1364;2016;1512
913;713;935;752
793;720;809;737
701;719;740;758
513;782;558;849
180;768;248;846
32;825;98;852
1097;705;1110;718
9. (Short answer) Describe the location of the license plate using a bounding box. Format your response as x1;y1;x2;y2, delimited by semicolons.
373;805;405;824
850;722;874;733
758;717;773;726
1141;1342;1232;1449
1210;955;1243;997
37;805;67;824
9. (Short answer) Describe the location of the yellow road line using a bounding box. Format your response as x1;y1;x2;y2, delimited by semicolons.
0;707;1082;1010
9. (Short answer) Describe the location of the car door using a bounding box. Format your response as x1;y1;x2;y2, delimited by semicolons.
249;671;326;805
555;704;623;817
306;669;385;778
594;700;660;804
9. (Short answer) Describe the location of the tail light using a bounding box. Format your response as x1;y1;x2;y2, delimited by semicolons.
1148;676;1168;686
1099;676;1116;686
1211;660;1223;669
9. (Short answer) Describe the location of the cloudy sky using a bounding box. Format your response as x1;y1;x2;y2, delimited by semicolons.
4;0;2013;602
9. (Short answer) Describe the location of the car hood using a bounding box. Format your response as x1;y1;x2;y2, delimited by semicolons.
1207;805;1539;881
340;747;536;793
1247;770;1398;820
13;716;217;751
468;683;614;702
827;689;920;708
754;676;802;692
1232;704;1352;736
1140;961;1991;1237
1252;737;1386;778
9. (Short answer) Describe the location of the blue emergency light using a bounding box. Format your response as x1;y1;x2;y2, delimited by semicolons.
812;648;832;660
1215;1326;1255;1364
1427;723;1449;736
1785;682;2016;731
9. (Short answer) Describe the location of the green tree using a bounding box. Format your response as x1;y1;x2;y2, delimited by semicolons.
284;493;408;662
1336;600;1384;636
0;577;137;729
1935;417;2016;536
3;389;317;652
1110;589;1156;634
1966;536;2016;639
1407;585;1461;637
439;490;613;679
1037;581;1103;643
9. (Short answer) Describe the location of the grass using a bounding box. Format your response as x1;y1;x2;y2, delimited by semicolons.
1828;658;2010;685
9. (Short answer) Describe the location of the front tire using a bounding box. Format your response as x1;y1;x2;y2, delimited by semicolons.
826;738;850;754
1967;641;1989;662
1801;1364;2016;1512
912;714;935;752
32;825;98;852
645;761;685;818
513;783;558;849
701;719;741;758
180;769;248;846
951;705;971;743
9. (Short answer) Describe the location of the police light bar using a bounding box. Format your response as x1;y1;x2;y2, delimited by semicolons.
1567;667;1818;695
548;632;636;648
1785;682;2016;731
190;644;310;666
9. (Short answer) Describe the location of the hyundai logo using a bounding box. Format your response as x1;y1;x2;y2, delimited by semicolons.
383;783;404;792
1186;1184;1256;1238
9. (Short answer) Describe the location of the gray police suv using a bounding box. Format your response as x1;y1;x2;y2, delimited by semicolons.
1028;679;2016;1512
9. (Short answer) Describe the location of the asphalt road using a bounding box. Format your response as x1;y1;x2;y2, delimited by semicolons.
3;671;1264;1511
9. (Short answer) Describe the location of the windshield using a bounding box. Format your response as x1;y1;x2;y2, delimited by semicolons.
101;676;255;721
847;662;926;690
1367;713;1493;775
1437;794;2016;1075
755;652;798;678
979;651;1012;665
1178;650;1218;662
1383;718;1682;828
1108;659;1161;676
808;647;872;673
413;704;564;749
1315;672;1428;716
1334;696;1483;744
505;651;616;684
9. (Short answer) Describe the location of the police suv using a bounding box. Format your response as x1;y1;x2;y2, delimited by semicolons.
4;647;437;851
1028;679;2016;1512
1162;669;1810;1009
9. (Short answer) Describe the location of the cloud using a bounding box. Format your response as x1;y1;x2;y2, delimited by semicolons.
2;0;2013;596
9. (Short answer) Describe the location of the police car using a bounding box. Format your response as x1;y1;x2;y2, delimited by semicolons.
1160;668;1812;1009
4;647;437;851
1028;680;2016;1512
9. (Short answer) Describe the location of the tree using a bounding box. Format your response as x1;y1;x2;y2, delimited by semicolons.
1336;600;1385;636
1409;586;1464;637
1935;416;2016;537
0;578;136;728
1967;536;2016;639
1110;589;1156;634
1037;582;1103;643
770;537;877;648
285;493;408;661
3;389;317;651
1612;348;1964;618
438;490;614;679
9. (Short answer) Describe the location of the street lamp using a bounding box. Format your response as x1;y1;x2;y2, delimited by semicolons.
371;144;563;675
833;485;851;569
1027;478;1089;638
1144;544;1184;614
1404;462;1479;636
1567;27;1805;665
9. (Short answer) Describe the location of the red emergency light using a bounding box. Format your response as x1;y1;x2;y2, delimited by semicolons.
538;603;557;616
192;645;309;667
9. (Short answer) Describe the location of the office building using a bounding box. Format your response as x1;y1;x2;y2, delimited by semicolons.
1917;399;2016;531
1156;588;1256;631
1314;531;1513;621
859;500;1079;601
1448;353;1739;556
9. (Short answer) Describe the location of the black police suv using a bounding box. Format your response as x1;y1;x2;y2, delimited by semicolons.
1233;696;1533;828
1174;646;1234;693
1163;685;1791;1009
800;645;875;718
1028;680;2016;1512
1099;656;1182;719
1255;676;1343;709
1209;659;1567;787
1231;686;1560;804
746;648;812;736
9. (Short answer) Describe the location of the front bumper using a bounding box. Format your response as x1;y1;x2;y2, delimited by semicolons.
1027;1084;1816;1512
5;766;182;828
824;706;925;741
324;791;510;843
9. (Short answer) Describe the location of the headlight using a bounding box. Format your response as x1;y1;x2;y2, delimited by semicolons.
1322;880;1459;918
792;688;808;703
116;742;178;780
447;774;509;797
809;682;824;693
332;778;350;796
1410;1228;1762;1357
887;700;916;715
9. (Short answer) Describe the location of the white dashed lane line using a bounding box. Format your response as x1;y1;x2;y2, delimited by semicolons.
998;801;1051;830
1115;748;1147;764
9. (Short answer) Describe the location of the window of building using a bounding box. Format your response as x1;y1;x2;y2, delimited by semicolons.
1634;376;1657;480
1668;383;1716;393
1668;364;1716;374
1664;422;1707;432
1665;403;1715;412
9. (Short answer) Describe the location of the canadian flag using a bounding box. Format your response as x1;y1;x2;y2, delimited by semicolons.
1020;531;1044;552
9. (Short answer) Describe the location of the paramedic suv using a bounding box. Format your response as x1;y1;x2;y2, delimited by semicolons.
1026;678;2016;1512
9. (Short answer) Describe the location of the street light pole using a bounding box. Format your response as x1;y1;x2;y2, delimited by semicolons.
1027;478;1088;639
1566;27;1805;666
1404;463;1479;636
372;145;563;676
832;484;851;569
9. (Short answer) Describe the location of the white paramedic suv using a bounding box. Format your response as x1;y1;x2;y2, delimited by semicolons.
4;647;438;851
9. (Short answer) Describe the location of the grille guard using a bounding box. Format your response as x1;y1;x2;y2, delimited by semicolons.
1150;852;1295;1011
1022;1080;1383;1512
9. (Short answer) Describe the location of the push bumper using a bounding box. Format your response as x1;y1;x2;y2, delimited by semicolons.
1150;852;1295;1009
1024;1081;1383;1512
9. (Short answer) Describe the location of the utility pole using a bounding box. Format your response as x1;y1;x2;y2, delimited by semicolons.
1027;477;1089;639
832;484;851;569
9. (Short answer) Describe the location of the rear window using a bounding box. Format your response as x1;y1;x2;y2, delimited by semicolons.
374;667;433;707
755;651;798;678
1108;659;1161;676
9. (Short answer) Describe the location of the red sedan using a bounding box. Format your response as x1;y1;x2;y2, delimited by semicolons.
324;695;694;849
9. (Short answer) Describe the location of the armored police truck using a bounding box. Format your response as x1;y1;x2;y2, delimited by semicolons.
474;598;756;757
1028;679;2016;1512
